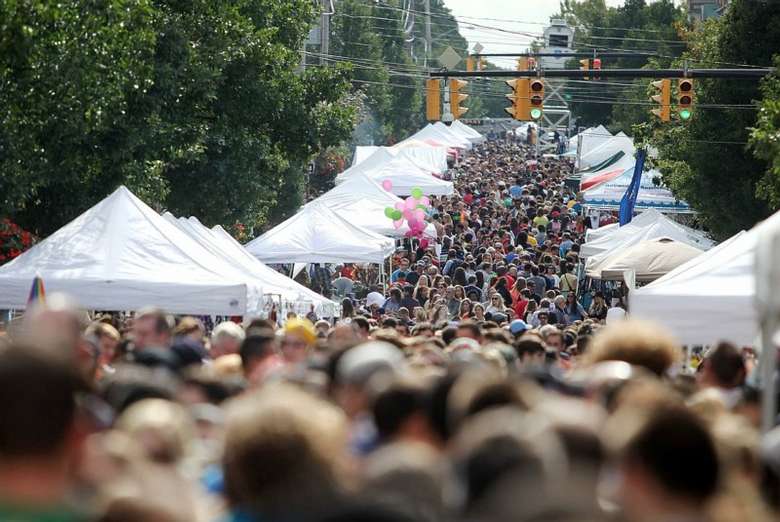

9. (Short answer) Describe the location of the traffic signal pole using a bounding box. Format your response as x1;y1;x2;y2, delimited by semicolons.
430;68;773;79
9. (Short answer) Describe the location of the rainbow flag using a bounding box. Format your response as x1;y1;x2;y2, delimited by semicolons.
27;275;46;307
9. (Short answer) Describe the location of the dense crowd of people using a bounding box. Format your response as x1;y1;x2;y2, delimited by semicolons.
0;138;777;522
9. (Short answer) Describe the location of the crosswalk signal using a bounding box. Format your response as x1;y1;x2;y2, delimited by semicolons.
425;79;440;121
650;79;671;123
528;79;544;120
677;79;694;121
449;79;469;119
592;58;602;80
504;78;529;121
579;59;590;80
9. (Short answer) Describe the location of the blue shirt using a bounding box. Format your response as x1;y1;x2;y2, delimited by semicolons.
509;185;523;199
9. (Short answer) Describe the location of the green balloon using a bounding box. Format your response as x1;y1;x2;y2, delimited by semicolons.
384;207;395;219
392;210;403;220
411;187;423;199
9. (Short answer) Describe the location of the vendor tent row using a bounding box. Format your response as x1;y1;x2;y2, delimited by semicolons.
0;187;337;317
0;121;484;316
246;122;483;264
567;127;690;213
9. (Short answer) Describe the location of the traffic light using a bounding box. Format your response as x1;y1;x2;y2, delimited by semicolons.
425;79;440;121
592;58;602;80
528;79;544;120
677;78;694;121
504;78;529;120
650;79;671;123
466;56;475;72
449;79;469;119
579;58;590;80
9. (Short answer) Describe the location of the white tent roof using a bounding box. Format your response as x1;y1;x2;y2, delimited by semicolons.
432;122;474;148
449;120;486;144
335;154;454;196
0;186;261;315
245;202;395;264
314;173;437;239
586;237;704;283
352;145;448;173
581;209;713;258
163;214;338;317
402;124;470;149
630;231;754;346
568;125;611;154
579;134;635;169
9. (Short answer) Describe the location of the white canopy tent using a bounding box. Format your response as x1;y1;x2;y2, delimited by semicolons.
313;173;437;239
163;214;338;317
352;145;448;173
581;209;713;258
335;154;454;196
579;134;635;169
450;120;486;144
567;125;612;155
629;231;754;346
0;186;262;315
586;237;704;287
402;124;470;150
245;202;395;264
433;122;474;149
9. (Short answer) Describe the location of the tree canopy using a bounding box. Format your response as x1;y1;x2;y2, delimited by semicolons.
1;0;357;236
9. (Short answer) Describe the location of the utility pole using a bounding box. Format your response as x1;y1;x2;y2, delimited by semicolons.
424;0;432;70
320;0;330;65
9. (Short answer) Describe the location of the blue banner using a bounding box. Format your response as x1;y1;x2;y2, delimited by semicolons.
619;148;646;226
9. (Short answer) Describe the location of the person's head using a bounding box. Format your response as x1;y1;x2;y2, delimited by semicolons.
473;303;485;319
341;298;355;318
513;338;545;367
0;346;89;499
352;316;370;339
211;321;246;358
539;325;563;352
614;407;719;519
456;321;483;343
223;384;349;518
133;307;173;350
585;321;680;377
239;330;278;381
459;299;473;317
281;318;317;364
86;322;121;366
412;322;435;338
489;294;504;310
399;258;410;270
390;288;403;302
699;341;745;390
173;316;205;342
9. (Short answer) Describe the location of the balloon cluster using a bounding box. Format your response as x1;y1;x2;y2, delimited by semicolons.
382;183;431;242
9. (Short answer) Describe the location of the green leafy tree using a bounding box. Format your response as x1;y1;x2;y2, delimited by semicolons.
751;57;780;208
1;0;357;235
651;0;780;239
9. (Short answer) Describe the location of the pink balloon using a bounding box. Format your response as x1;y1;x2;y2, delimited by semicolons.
382;179;393;191
393;219;404;229
414;209;425;222
420;238;430;249
403;209;414;221
394;201;404;211
420;196;430;207
404;197;417;210
407;218;420;230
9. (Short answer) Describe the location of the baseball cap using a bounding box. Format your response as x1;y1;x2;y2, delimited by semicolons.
509;319;530;335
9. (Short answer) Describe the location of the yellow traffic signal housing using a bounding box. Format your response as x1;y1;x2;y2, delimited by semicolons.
425;79;441;121
677;79;694;121
651;79;671;123
528;79;544;120
504;78;530;120
579;58;590;80
466;56;475;72
449;79;469;119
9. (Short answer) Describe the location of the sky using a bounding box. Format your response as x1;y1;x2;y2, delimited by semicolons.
442;0;626;68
